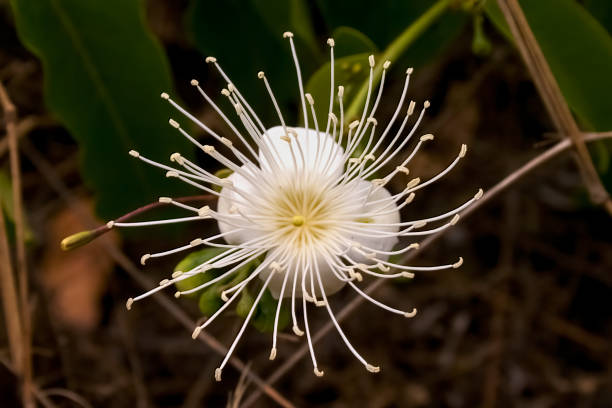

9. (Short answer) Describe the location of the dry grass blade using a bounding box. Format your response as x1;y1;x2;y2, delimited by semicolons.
0;80;33;407
497;0;612;214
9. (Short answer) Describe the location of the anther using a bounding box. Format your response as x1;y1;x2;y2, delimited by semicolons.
383;60;391;69
314;368;324;377
349;120;360;129
214;368;222;382
337;85;344;97
283;31;294;38
257;71;265;79
106;221;115;229
172;271;183;278
203;145;215;154
170;152;184;164
305;93;314;105
220;137;232;147
475;188;484;199
221;291;229;302
368;55;375;67
420;133;434;142
366;364;380;373
205;56;216;63
404;308;417;318
269;347;277;360
396;166;409;174
327;38;335;47
406;177;420;189
159;279;169;286
405;192;416;204
198;206;210;217
169;118;180;128
367;117;378;125
377;263;390;272
407;100;416;116
190;79;199;86
221;88;230;97
126;298;134;310
413;221;427;228
354;272;363;282
424;100;431;108
459;144;468;158
190;238;203;246
158;197;172;203
128;150;139;158
328;112;338;124
450;214;460;225
160;92;169;100
292;326;304;336
234;103;243;115
409;243;420;250
401;272;415;278
166;170;179;178
174;292;181;298
315;300;326;307
453;257;464;268
406;67;414;75
140;254;151;265
227;83;235;93
192;326;203;339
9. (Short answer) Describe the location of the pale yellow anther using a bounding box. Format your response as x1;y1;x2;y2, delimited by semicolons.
367;117;378;125
234;103;243;115
404;308;417;318
402;272;415;278
292;325;304;336
165;170;179;178
283;31;294;38
364;153;375;161
383;60;391;69
159;279;169;286
377;263;390;272
158;197;172;203
140;254;151;265
328;112;338;124
406;177;420;189
327;38;335;47
190;238;203;246
305;93;314;105
459;144;468;158
349;120;359;129
257;71;265;79
413;221;427;229
126;298;134;310
192;326;203;339
396;166;409;175
160;92;169;100
198;206;210;217
405;192;416;204
205;56;217;63
190;79;199;86
475;188;484;199
366;364;380;373
170;152;182;163
203;145;215;154
221;89;230;97
453;257;464;268
129;150;139;158
314;368;324;377
227;83;235;92
338;85;344;97
214;368;222;382
368;55;375;67
220;137;232;147
424;100;431;108
409;243;420;250
269;348;277;360
172;271;183;278
174;291;181;298
406;67;414;75
420;134;434;142
407;100;416;116
106;221;115;228
450;214;460;225
221;291;229;302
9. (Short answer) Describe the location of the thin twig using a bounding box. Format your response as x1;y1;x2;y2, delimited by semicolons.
20;140;296;408
0;80;33;407
241;131;612;407
497;0;612;214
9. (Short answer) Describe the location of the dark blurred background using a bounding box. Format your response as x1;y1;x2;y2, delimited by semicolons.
1;0;611;407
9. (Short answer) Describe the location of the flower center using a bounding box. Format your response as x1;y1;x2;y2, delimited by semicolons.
291;215;306;227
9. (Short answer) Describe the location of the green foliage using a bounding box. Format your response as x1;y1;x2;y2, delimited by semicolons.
174;247;228;297
10;0;192;220
236;287;290;333
584;0;612;34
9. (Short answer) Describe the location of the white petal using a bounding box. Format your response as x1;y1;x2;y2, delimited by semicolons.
258;126;344;178
217;166;265;245
347;180;400;262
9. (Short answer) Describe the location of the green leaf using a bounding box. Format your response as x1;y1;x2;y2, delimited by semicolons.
486;0;612;131
198;283;224;317
187;0;321;123
236;287;289;333
174;247;228;297
10;0;193;220
331;27;379;57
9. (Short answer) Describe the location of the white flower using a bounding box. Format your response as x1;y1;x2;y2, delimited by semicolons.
115;32;482;380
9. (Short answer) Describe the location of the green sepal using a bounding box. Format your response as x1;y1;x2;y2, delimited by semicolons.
173;247;227;297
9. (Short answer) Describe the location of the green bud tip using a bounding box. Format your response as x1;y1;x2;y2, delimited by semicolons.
60;230;95;251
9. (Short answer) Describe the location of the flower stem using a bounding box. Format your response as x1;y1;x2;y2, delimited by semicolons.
345;0;451;121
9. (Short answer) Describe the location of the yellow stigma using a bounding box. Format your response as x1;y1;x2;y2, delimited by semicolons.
291;215;305;226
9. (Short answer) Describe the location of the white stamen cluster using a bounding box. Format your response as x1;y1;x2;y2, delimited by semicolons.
113;32;482;380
